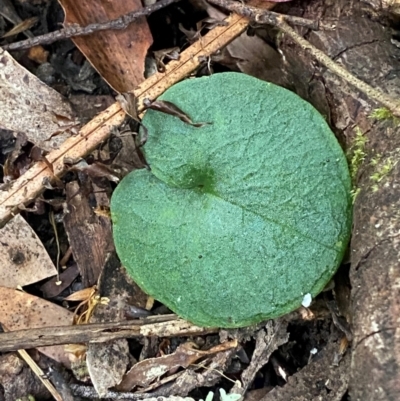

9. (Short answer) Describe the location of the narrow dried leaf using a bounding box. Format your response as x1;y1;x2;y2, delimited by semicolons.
64;286;97;302
0;287;73;366
66;159;120;183
58;0;153;92
0;214;57;288
143;99;211;127
0;48;77;151
1;16;38;38
0;0;33;38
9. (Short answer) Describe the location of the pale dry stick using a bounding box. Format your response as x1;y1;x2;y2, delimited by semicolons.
17;349;63;401
70;384;149;400
276;18;400;116
0;12;252;228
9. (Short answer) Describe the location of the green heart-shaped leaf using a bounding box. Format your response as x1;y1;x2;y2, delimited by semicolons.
111;73;352;328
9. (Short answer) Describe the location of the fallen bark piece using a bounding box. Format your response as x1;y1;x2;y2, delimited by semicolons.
85;251;147;397
0;316;218;353
70;384;196;401
63;180;114;287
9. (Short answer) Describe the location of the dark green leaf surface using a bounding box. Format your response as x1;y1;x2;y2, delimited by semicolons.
111;72;352;328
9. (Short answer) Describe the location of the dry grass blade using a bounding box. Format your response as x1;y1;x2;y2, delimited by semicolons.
17;349;63;401
1;323;63;401
2;16;38;38
0;11;251;228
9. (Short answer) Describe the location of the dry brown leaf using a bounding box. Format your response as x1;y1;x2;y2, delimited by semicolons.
118;340;238;391
0;10;252;227
223;32;283;83
27;45;49;64
58;0;153;92
0;214;57;288
0;287;73;367
87;339;130;397
0;48;77;151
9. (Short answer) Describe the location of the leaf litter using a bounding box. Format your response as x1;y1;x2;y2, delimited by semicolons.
0;0;352;400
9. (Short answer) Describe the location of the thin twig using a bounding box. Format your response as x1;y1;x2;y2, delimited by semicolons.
1;0;180;51
208;0;400;116
208;0;322;30
275;18;400;116
18;349;63;401
1;323;63;401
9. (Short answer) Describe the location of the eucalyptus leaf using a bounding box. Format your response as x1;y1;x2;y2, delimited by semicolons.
111;72;352;328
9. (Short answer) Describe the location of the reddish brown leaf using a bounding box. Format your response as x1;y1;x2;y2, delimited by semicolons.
58;0;153;92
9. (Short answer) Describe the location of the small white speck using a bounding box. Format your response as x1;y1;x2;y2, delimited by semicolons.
302;293;312;307
310;347;318;355
177;296;181;302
